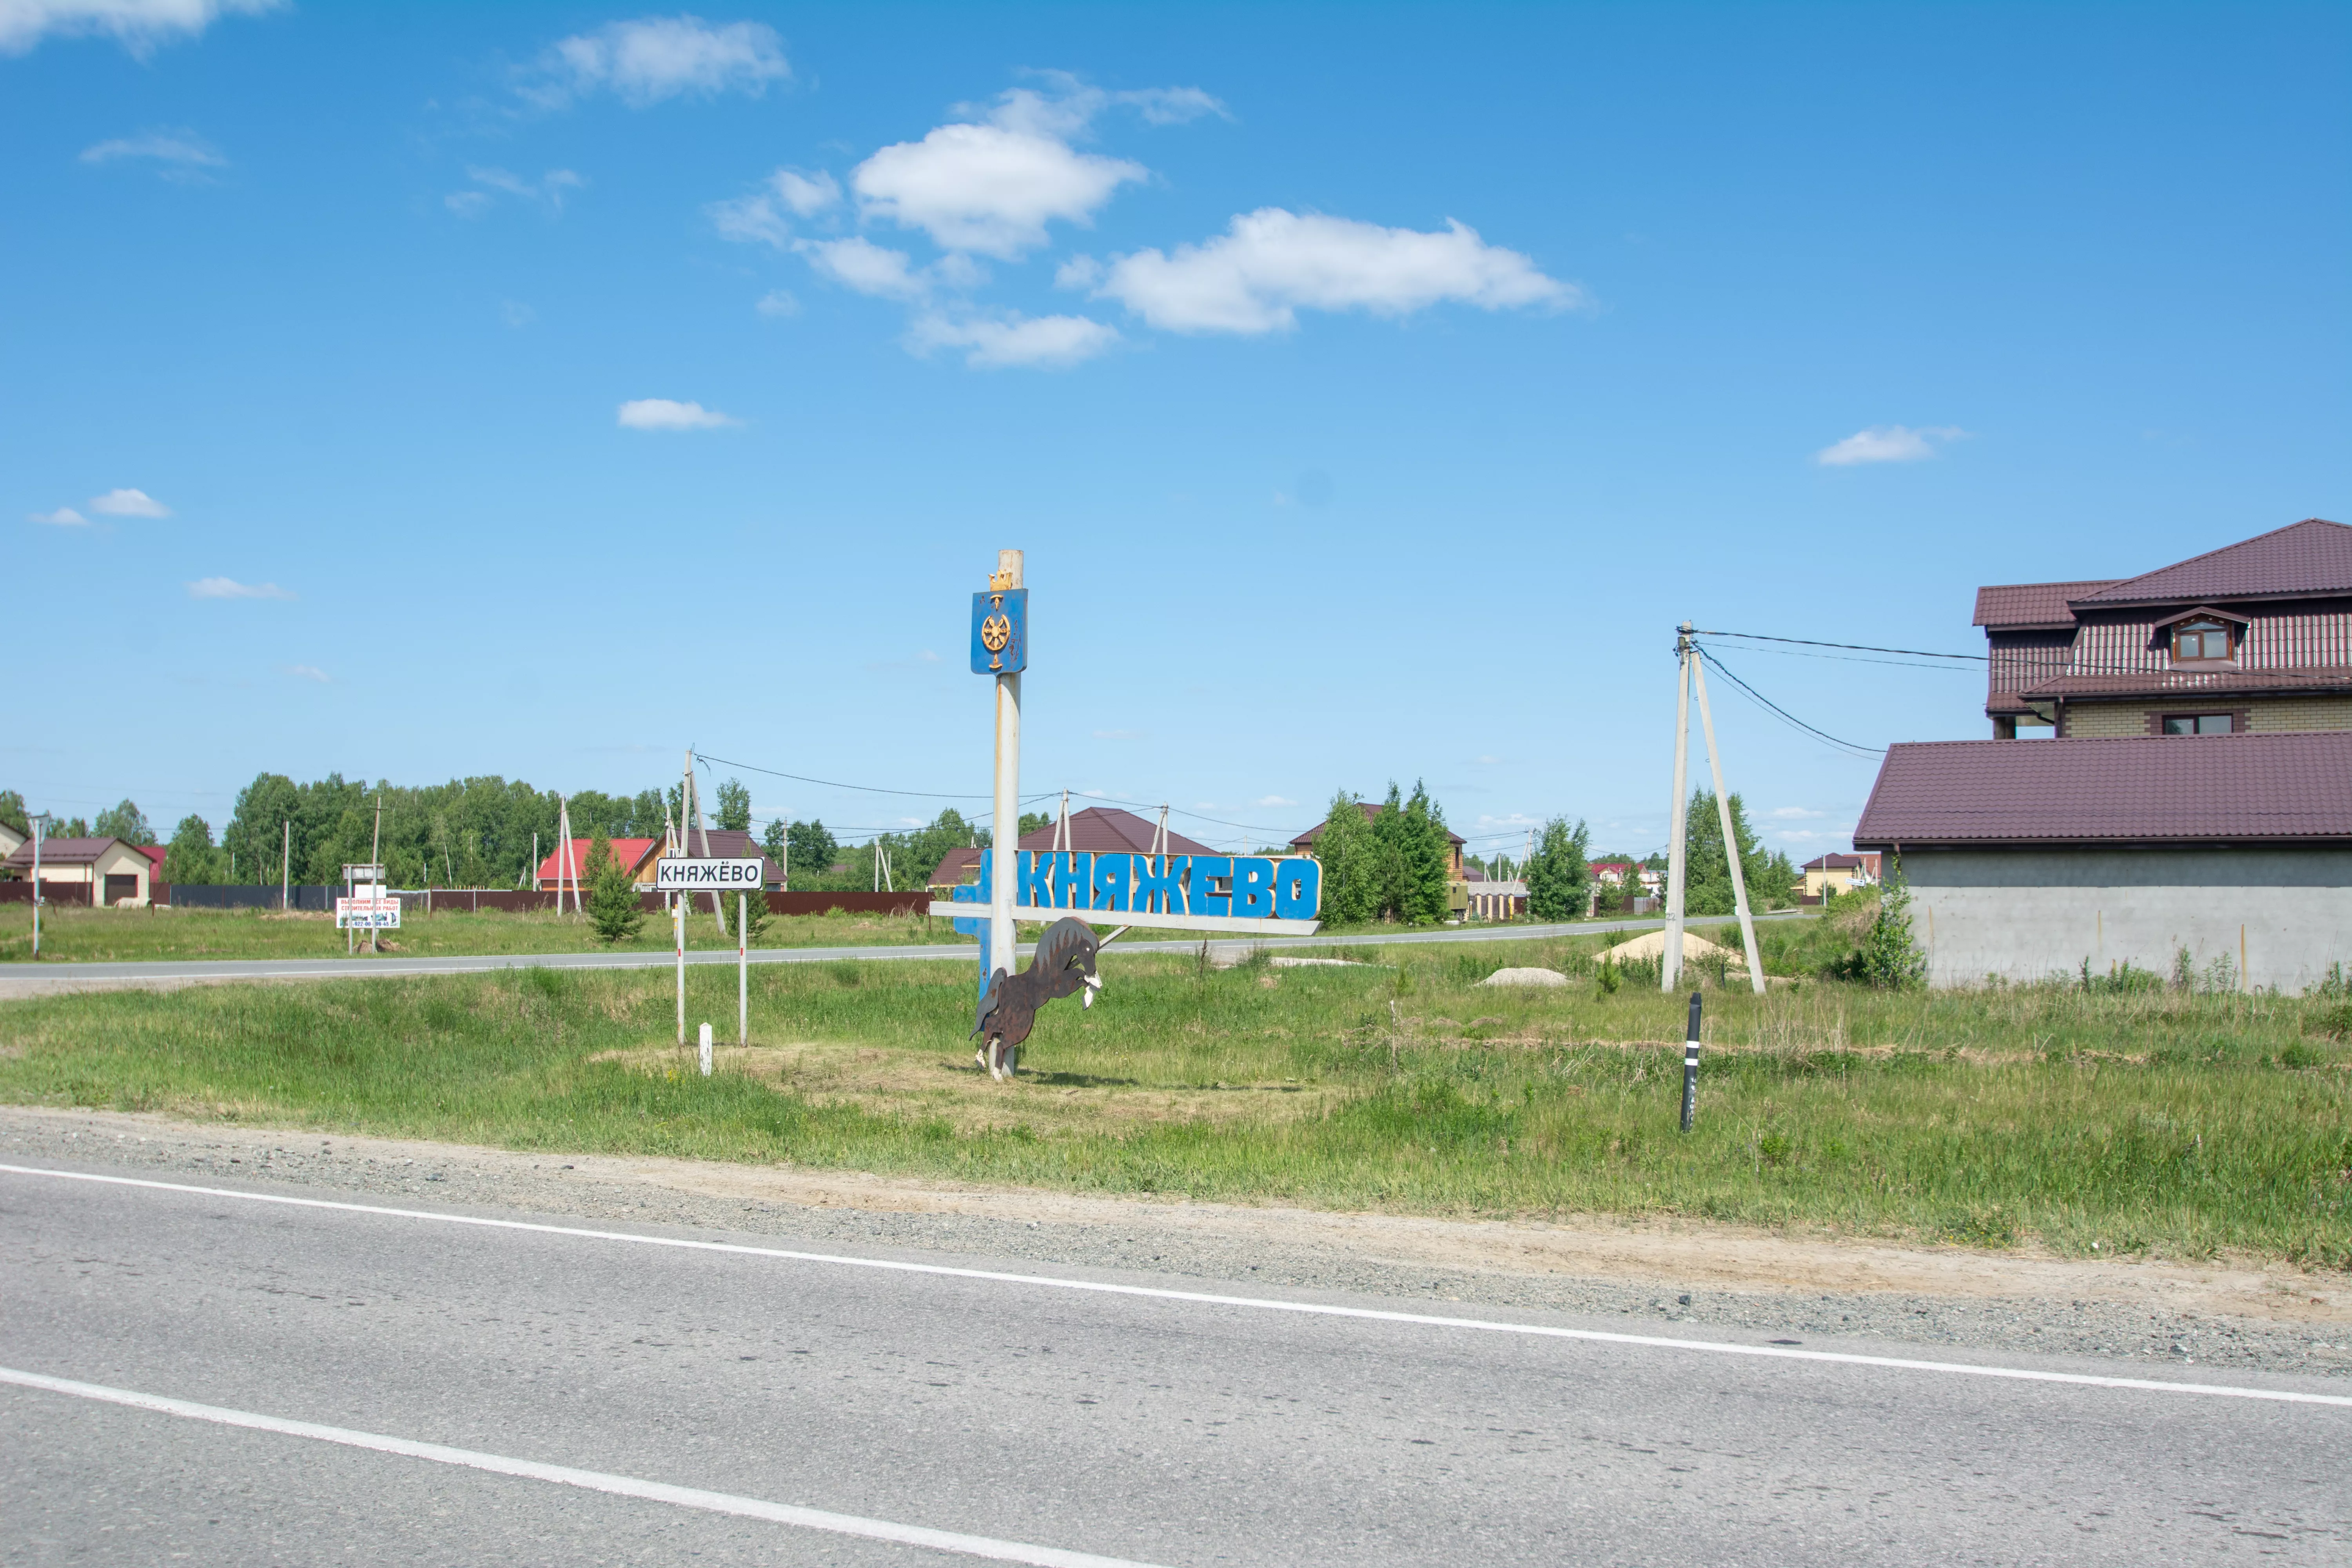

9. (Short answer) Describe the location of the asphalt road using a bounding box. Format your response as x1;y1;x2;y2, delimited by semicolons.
0;910;1797;991
4;1158;2346;1566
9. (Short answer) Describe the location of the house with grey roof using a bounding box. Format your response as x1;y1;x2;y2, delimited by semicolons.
1858;519;2352;991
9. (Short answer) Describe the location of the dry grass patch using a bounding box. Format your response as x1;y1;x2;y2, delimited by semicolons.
591;1039;1339;1136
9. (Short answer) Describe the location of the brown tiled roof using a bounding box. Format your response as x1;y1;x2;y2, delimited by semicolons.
1853;733;2352;846
1973;580;2118;629
1;835;134;868
1803;853;1872;870
928;846;982;886
1289;802;1466;849
2072;518;2352;608
1018;806;1216;857
2020;667;2352;700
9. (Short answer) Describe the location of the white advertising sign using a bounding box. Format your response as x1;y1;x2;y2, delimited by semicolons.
335;896;402;930
655;857;766;893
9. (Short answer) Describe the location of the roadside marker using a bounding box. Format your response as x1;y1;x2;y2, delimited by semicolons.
6;1164;2347;1410
1681;991;1701;1132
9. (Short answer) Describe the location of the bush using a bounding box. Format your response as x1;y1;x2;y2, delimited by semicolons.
1827;857;1927;988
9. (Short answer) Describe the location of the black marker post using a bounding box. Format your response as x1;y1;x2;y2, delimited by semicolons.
1679;991;1702;1133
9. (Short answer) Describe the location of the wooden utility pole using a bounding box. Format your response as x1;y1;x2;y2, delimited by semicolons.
1662;624;1694;990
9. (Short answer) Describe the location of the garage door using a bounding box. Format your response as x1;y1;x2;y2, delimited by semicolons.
103;874;139;905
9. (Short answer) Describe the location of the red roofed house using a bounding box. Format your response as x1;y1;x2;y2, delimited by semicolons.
1859;520;2352;992
535;838;658;891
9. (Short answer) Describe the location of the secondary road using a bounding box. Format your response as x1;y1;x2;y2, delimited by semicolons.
0;909;1800;993
4;1158;2345;1565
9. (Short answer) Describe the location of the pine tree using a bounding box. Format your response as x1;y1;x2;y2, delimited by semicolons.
1682;790;1780;915
714;777;752;832
584;829;644;944
1525;816;1592;920
1396;780;1452;924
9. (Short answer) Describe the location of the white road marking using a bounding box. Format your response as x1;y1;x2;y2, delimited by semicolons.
0;1364;1166;1568
8;1163;2348;1410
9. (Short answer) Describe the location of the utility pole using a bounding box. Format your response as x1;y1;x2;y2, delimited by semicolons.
281;819;291;914
987;550;1023;988
368;794;384;953
686;749;722;934
1662;624;1694;991
29;813;50;958
1689;649;1766;994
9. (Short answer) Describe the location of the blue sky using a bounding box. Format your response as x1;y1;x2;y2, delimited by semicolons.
4;1;2347;860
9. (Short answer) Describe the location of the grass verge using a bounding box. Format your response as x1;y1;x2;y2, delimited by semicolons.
1;931;2345;1266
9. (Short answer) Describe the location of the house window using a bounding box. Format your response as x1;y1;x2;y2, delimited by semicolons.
2160;713;2233;735
2171;618;2233;661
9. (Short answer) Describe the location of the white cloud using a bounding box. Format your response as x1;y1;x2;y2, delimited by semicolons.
530;15;788;109
28;506;87;525
1094;209;1575;333
1815;425;1968;466
707;168;840;250
78;128;225;169
500;300;535;328
89;487;169;517
285;663;329;682
616;397;737;430
1054;254;1103;290
0;0;278;56
771;169;839;216
853;119;1144;258
1768;806;1827;819
906;311;1119;370
1255;795;1296;808
800;236;933;301
188;577;291;599
754;289;799;318
450;166;583;217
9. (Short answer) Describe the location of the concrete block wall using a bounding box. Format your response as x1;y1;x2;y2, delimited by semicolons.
1898;846;2352;994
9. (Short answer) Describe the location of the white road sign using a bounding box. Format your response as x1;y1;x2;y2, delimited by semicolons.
335;896;402;930
655;857;766;892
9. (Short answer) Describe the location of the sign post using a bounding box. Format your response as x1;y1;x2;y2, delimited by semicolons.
975;550;1027;993
737;893;748;1046
653;857;764;1052
336;863;399;940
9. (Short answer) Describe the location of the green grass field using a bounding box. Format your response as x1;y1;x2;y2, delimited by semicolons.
0;903;972;963
2;924;2345;1266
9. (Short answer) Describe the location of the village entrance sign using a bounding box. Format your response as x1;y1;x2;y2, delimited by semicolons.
930;550;1323;1078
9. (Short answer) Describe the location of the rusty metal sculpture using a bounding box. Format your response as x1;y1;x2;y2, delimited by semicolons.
972;916;1101;1080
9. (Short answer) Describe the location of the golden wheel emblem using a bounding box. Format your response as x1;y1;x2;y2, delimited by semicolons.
980;613;1013;653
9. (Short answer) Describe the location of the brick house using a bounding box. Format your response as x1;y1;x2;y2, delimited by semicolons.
1976;517;2352;739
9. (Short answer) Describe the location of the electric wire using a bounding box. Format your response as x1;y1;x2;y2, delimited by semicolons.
1690;645;1887;760
1694;630;1985;661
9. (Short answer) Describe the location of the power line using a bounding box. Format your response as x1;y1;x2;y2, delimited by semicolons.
1695;630;1985;661
1693;646;1886;760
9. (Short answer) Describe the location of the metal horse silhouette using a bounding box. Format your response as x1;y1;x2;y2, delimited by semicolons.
972;916;1101;1080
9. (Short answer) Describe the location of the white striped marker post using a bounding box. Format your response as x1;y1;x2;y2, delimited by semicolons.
1679;991;1702;1133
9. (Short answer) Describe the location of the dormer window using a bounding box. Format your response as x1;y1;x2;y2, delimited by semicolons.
2171;617;2233;661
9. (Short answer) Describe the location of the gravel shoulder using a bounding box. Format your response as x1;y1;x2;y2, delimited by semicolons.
5;1102;2346;1381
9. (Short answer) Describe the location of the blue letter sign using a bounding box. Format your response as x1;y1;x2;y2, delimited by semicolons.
971;588;1027;675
